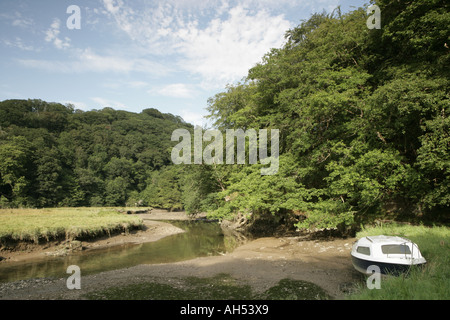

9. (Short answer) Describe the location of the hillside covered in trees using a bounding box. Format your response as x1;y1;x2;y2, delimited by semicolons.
189;0;449;232
0;1;448;234
0;100;192;209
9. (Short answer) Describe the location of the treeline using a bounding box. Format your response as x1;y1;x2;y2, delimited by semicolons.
1;1;448;233
189;0;449;231
0;99;192;209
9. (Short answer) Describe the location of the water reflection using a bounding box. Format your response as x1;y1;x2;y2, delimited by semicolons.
0;221;229;283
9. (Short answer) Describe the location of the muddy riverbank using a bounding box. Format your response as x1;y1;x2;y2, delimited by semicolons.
0;210;361;300
0;210;190;263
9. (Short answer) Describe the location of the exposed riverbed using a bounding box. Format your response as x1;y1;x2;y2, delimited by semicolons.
0;210;361;299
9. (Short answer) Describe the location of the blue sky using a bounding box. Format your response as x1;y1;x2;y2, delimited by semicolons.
0;0;368;127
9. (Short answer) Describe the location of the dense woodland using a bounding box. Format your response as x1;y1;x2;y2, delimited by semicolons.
0;1;448;233
0;101;193;209
201;1;449;231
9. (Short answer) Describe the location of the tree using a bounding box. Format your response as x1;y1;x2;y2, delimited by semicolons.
105;177;130;207
0;136;34;206
0;99;192;208
203;2;449;232
34;147;64;207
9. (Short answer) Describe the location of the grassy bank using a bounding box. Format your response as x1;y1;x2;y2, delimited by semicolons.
349;223;450;300
0;207;145;244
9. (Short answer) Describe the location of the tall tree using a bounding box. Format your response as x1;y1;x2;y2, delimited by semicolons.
204;2;449;232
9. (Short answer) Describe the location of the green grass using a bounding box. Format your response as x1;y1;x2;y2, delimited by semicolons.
0;207;144;244
349;223;450;300
83;274;330;300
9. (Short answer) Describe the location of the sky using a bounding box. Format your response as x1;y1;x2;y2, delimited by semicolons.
0;0;368;127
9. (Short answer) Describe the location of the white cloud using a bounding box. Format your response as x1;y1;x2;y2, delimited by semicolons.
91;97;127;109
175;5;290;88
17;0;343;89
17;48;171;75
16;59;69;72
45;18;71;50
102;80;150;90
61;100;90;111
128;81;149;88
1;11;34;29
2;37;37;51
151;83;196;98
103;0;122;14
101;0;181;54
180;109;208;127
100;1;292;88
78;48;133;73
83;50;171;75
12;17;33;28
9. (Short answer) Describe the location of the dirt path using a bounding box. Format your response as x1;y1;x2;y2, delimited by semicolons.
0;211;361;300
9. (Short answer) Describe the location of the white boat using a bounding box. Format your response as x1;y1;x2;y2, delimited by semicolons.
351;235;426;275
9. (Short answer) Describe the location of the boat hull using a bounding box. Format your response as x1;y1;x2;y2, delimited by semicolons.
351;255;426;275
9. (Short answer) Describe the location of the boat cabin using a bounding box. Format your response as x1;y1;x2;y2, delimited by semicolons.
351;235;426;275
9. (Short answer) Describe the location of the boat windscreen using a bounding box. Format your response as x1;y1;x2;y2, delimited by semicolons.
381;244;411;254
356;246;370;255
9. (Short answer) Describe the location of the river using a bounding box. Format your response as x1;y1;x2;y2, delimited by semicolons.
0;221;233;283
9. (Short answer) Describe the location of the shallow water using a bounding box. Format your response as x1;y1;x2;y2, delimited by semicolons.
0;221;229;283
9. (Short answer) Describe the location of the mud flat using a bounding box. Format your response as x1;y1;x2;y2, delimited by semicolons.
0;234;359;300
0;209;360;300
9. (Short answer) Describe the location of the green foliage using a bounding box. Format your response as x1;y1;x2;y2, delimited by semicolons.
0;136;34;206
181;164;221;215
261;278;330;300
0;207;144;243
1;1;448;232
203;2;449;231
0;99;192;209
140;166;184;211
